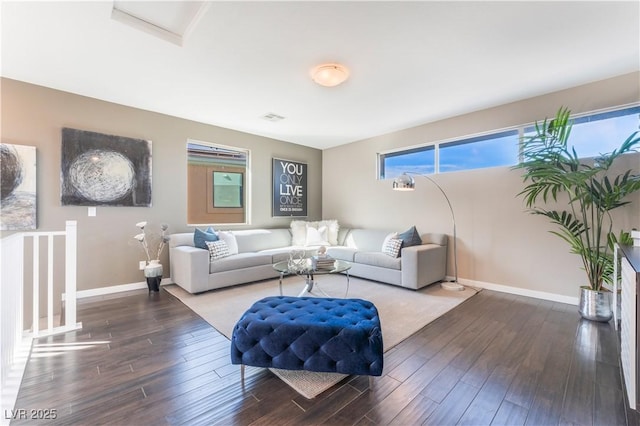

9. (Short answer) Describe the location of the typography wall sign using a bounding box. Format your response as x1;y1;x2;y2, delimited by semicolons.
272;158;307;217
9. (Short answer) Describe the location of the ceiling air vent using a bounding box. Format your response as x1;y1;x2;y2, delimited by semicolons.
261;113;285;122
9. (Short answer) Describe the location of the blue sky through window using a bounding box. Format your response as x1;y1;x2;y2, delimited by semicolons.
382;147;434;179
439;132;519;173
557;108;639;158
380;106;639;180
524;107;640;159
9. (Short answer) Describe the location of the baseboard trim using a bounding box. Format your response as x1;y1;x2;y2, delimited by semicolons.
456;277;579;306
70;277;578;305
65;278;173;300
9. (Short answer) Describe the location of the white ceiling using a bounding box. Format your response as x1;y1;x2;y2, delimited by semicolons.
2;1;639;150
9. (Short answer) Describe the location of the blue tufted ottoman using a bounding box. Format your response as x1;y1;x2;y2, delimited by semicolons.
230;296;383;377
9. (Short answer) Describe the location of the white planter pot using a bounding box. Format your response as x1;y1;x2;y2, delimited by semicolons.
144;260;163;292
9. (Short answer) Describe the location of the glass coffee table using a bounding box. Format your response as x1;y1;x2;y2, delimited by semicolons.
272;259;352;298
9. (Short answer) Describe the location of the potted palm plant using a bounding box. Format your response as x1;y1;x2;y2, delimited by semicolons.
514;107;640;321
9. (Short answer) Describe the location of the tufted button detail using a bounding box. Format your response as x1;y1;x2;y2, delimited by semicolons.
230;296;383;377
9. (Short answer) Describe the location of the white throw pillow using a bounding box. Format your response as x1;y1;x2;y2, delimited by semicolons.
206;240;230;260
381;232;399;251
291;219;340;246
216;231;239;255
305;224;330;246
318;219;339;245
290;220;308;246
382;237;403;258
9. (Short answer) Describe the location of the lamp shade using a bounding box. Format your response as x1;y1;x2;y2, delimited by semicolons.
392;173;415;191
311;63;349;87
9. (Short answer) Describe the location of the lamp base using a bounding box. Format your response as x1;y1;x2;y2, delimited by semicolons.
441;281;464;291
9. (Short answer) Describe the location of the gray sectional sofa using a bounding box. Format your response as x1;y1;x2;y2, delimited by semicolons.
169;226;448;294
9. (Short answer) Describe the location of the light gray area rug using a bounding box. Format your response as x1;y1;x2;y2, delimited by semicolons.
165;275;478;398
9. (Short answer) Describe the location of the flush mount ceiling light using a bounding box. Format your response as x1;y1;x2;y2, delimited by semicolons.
310;63;350;87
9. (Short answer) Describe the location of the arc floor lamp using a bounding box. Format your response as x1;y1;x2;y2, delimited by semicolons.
392;172;464;291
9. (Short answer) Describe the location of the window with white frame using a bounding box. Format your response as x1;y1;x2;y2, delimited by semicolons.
379;146;435;180
439;130;519;173
524;106;640;159
187;141;249;225
378;105;639;180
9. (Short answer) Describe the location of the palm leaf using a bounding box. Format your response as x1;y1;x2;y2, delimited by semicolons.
512;107;640;290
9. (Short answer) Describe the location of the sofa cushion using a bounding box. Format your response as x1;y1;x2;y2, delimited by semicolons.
398;226;422;248
194;227;218;249
354;251;402;270
326;246;357;262
209;252;273;273
343;229;391;252
233;229;292;253
260;246;319;263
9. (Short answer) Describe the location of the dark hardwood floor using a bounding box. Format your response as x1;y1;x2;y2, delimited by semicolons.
10;286;639;425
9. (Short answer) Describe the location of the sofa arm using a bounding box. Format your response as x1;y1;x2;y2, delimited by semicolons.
169;246;210;293
401;244;447;289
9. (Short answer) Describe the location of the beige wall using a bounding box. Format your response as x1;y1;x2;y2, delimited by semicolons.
2;73;639;302
323;72;640;299
1;78;323;294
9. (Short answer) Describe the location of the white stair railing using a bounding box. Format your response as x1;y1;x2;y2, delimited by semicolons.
1;232;28;426
1;221;81;423
22;221;81;337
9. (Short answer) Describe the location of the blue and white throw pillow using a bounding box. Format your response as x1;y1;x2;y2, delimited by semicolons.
382;237;403;258
206;240;230;260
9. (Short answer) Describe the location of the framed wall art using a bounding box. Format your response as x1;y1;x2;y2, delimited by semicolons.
60;128;152;206
1;143;36;230
272;158;307;217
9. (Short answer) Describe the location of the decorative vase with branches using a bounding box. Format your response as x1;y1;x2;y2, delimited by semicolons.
513;107;640;293
134;221;169;292
134;221;170;262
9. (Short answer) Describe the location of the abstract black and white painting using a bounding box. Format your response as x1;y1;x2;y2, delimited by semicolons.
1;143;37;230
60;128;152;206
